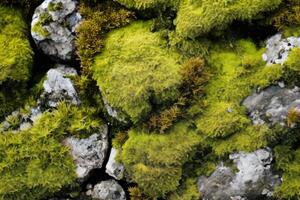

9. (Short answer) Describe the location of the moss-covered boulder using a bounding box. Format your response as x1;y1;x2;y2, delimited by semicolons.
93;21;183;123
175;0;282;38
120;122;200;198
0;6;33;118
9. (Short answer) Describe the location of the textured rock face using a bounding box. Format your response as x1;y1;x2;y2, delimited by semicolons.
90;180;126;200
31;0;82;61
106;148;125;180
41;65;80;107
198;149;281;200
262;33;300;65
243;85;300;125
64;126;109;179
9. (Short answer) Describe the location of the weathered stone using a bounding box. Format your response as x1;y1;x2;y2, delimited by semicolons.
90;179;126;200
106;148;125;180
198;149;281;200
64;125;109;179
242;85;300;126
41;65;80;107
31;0;82;61
262;33;300;65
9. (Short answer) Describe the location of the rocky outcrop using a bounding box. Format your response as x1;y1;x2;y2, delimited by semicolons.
64;126;109;179
31;0;82;61
262;33;300;65
88;179;126;200
41;65;80;107
242;85;300;126
105;148;125;180
0;65;79;132
198;149;281;200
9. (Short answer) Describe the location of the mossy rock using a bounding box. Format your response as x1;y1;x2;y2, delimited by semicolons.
93;21;183;123
120;122;200;197
175;0;282;38
0;6;33;118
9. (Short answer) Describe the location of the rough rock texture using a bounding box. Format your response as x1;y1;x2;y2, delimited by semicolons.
262;33;300;65
105;148;125;180
243;85;300;125
31;0;82;61
0;65;79;132
41;65;80;107
198;149;281;200
90;179;126;200
64;125;109;179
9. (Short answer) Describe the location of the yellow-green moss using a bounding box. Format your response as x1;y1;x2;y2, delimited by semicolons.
93;21;183;123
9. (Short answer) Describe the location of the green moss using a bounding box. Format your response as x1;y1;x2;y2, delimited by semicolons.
0;103;104;199
48;2;63;12
274;145;300;199
117;0;179;10
169;178;199;200
195;39;283;155
32;21;50;38
0;6;33;118
93;21;183;123
120;122;200;197
285;48;300;73
175;0;282;38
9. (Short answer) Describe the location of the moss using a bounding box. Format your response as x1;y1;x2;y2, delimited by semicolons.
120;122;200;198
285;48;300;73
93;21;183;123
195;39;283;155
169;178;199;200
0;6;33;118
117;0;179;10
32;21;50;38
48;2;63;12
175;0;282;38
0;103;104;199
274;145;300;199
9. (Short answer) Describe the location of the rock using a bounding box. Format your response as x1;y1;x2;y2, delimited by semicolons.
31;0;82;61
242;85;300;125
41;64;80;107
106;148;125;180
262;33;300;65
64;125;109;179
198;149;281;200
90;179;126;200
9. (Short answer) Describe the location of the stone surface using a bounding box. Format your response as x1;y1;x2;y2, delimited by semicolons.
262;33;300;65
198;149;281;200
64;125;109;179
31;0;82;61
90;179;126;200
41;65;80;107
242;85;300;126
105;148;125;180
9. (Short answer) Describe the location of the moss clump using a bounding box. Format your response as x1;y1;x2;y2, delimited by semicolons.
93;21;183;123
169;178;199;200
48;2;63;12
196;39;283;155
120;122;200;198
117;0;179;10
175;0;282;38
0;103;104;199
0;6;33;118
285;48;300;73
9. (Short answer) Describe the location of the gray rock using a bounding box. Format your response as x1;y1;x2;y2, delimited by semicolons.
262;33;300;65
31;0;82;61
64;125;109;179
198;149;281;200
106;148;125;180
90;179;126;200
41;64;80;107
242;85;300;126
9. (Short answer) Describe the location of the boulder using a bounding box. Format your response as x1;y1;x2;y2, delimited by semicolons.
90;179;126;200
31;0;82;61
242;85;300;125
262;33;300;65
41;65;80;107
64;125;109;179
105;148;125;180
198;149;281;200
